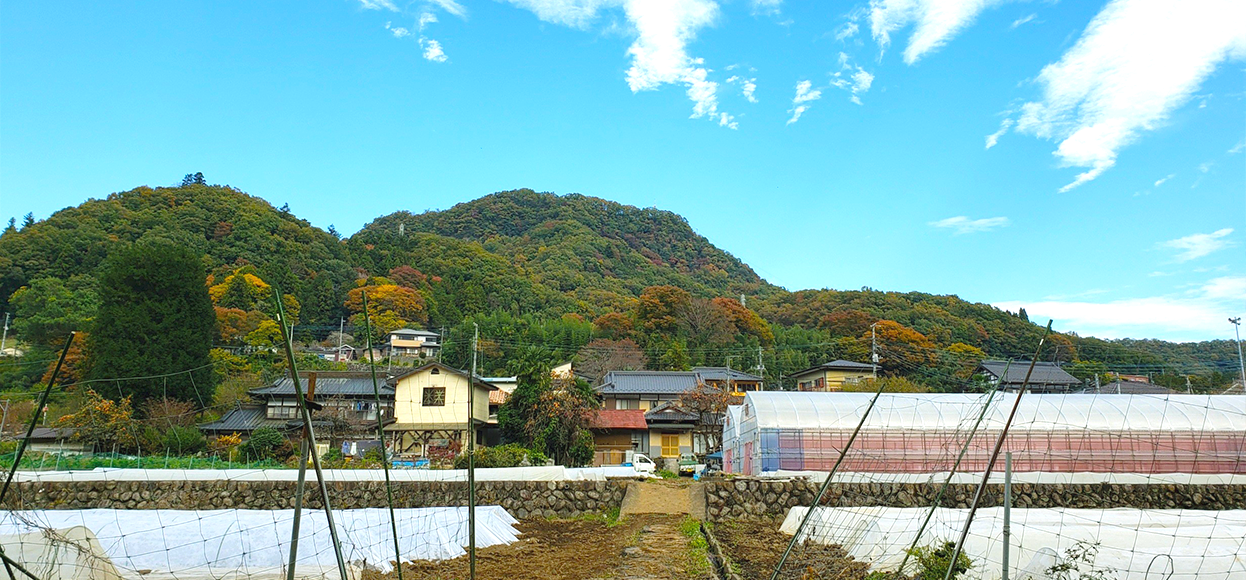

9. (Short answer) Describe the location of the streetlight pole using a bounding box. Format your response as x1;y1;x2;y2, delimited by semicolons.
870;322;879;378
1231;317;1245;394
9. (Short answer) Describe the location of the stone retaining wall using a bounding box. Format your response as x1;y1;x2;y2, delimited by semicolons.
704;479;1246;522
2;480;628;520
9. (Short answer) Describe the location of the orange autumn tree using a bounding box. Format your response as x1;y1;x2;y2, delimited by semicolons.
865;320;936;375
711;297;774;344
345;277;428;338
55;389;142;453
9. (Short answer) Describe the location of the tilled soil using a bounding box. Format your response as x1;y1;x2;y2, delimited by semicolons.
364;514;714;580
712;521;871;580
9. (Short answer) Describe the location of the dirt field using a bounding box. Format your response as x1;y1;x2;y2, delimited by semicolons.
712;520;871;580
364;514;715;580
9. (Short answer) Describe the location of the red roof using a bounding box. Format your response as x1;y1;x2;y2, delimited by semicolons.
591;409;648;430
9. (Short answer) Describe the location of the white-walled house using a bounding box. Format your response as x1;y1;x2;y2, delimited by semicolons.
384;362;496;457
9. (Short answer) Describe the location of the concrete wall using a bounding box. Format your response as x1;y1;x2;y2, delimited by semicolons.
3;480;628;520
703;478;1246;521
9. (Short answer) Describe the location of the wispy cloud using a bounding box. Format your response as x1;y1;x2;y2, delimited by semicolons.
1230;140;1246;154
835;21;860;41
929;215;1010;234
428;0;468;19
503;0;735;128
727;75;758;103
869;0;1006;64
750;0;782;16
985;118;1013;149
1013;0;1246;192
1010;13;1036;28
994;276;1246;340
1161;228;1235;262
786;80;822;125
828;52;874;105
358;0;399;11
1154;173;1175;187
385;22;411;38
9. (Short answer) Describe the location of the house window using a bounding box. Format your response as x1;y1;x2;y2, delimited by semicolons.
616;399;637;410
267;401;297;419
661;434;680;457
815;377;826;389
422;387;446;406
430;368;440;375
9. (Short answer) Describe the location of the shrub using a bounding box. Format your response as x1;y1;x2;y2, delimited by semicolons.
907;542;973;580
239;427;292;461
210;432;242;461
452;443;548;469
162;425;207;455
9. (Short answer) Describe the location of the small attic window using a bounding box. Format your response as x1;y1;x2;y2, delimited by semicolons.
430;368;440;375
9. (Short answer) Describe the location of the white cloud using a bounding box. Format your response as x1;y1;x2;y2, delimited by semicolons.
835;21;860;41
1198;161;1214;173
421;39;448;62
419;12;438;31
1161;228;1235;262
1230;140;1246;154
501;0;614;28
828;52;875;105
1154;173;1175;187
385;22;412;38
1010;13;1035;29
869;0;1005;64
428;0;468;19
1014;0;1246;192
358;0;399;11
786;80;822;124
751;0;782;16
985;118;1013;149
727;75;758;103
994;276;1246;340
929;215;1010;234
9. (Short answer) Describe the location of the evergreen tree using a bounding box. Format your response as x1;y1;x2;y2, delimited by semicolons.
21;213;35;229
3;218;15;235
181;172;206;187
88;241;217;407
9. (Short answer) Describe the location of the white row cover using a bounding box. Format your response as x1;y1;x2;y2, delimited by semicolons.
0;526;123;580
13;465;640;482
781;506;1246;580
762;470;1246;485
741;392;1246;432
0;507;521;579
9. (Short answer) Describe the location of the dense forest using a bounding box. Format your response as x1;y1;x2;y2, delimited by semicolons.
0;180;1239;413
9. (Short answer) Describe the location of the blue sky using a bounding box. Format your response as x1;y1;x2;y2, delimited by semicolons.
1;0;1243;342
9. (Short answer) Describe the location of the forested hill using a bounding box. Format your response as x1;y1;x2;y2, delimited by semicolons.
0;182;1235;390
360;189;780;309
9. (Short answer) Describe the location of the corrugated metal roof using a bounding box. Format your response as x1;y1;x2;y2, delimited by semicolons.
791;360;875;378
488;389;510;405
597;371;700;395
199;407;288;433
252;374;396;398
591;409;648;430
979;360;1081;386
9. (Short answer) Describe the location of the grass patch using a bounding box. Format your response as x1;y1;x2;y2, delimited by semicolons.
565;506;623;527
656;469;680;480
680;517;712;578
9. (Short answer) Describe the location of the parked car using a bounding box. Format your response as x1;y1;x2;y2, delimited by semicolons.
623;453;656;474
678;453;699;476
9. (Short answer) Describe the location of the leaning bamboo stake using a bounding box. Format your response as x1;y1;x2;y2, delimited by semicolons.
942;321;1052;580
275;291;350;580
362;291;405;580
769;377;889;580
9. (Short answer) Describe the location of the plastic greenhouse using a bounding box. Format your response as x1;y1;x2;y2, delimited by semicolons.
724;392;1246;475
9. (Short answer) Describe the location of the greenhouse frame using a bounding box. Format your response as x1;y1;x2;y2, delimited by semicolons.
724;392;1246;475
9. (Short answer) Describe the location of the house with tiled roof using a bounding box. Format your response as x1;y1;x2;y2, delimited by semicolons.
200;371;395;440
589;409;648;466
977;360;1083;393
790;360;875;391
595;369;734;461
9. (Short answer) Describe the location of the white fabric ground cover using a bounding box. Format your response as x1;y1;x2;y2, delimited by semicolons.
781;506;1246;580
0;507;520;578
12;465;642;482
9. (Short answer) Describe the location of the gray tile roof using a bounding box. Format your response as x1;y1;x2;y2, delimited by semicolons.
251;373;396;398
693;367;763;382
978;360;1081;386
29;427;74;441
597;371;700;395
644;402;700;423
199;407;289;433
790;359;875;377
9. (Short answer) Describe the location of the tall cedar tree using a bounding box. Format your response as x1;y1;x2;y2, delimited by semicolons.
88;242;216;408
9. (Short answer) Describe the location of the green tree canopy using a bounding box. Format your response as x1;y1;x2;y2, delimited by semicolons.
87;241;217;407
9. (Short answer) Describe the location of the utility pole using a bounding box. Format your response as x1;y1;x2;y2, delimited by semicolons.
870;322;879;378
468;323;479;580
1231;317;1245;394
756;346;765;391
0;313;9;356
337;317;344;362
725;356;735;395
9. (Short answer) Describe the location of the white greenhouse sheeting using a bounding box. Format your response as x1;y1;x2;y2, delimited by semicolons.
0;507;520;579
781;506;1246;580
762;470;1246;485
12;465;642;482
0;526;123;580
744;392;1245;432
